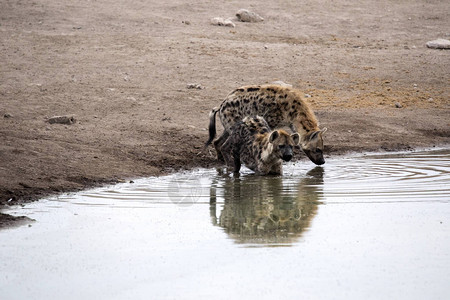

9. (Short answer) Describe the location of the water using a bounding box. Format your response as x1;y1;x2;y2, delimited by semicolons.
1;150;449;300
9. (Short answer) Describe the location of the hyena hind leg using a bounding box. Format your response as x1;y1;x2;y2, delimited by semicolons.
213;131;229;162
219;136;233;167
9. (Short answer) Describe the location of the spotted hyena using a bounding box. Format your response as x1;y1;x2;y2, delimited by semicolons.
220;116;300;175
205;84;327;165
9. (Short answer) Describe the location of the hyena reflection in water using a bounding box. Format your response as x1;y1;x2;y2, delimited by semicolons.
209;167;324;245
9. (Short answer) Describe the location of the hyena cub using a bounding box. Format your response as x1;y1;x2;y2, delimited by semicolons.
206;84;327;165
220;116;300;175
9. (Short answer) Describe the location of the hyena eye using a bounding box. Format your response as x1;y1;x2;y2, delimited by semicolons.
278;145;284;149
315;149;323;154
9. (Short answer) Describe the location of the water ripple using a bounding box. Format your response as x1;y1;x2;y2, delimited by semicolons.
52;149;450;207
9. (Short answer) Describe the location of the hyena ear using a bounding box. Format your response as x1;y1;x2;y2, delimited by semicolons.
291;133;300;145
309;131;320;141
269;130;279;143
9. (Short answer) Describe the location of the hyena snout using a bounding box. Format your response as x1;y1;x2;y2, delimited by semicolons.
303;148;325;165
302;129;327;165
280;146;293;162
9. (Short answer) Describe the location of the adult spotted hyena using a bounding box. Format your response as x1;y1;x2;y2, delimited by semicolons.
220;116;300;175
206;84;327;165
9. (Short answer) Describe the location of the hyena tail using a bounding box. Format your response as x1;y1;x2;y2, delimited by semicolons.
205;107;219;148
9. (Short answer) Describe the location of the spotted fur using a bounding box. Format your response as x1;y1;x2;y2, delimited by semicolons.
220;116;300;175
206;84;327;165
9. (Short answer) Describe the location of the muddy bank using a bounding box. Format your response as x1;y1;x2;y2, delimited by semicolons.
1;0;449;225
1;108;448;209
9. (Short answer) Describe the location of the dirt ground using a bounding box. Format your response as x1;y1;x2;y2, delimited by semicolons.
1;0;449;225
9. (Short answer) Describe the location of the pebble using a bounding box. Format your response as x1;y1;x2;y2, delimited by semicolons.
187;83;204;90
395;102;403;108
4;113;13;118
271;81;292;88
47;115;76;125
236;9;264;23
210;17;235;27
426;39;450;49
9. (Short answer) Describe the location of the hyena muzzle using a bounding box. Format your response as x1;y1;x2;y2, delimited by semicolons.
205;84;327;165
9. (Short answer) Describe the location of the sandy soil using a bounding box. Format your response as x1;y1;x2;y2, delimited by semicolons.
1;0;449;224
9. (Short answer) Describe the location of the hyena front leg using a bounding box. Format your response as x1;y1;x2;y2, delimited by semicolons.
269;161;283;176
213;131;229;162
289;123;302;151
232;143;242;174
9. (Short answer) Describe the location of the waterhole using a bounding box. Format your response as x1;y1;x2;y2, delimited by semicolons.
1;149;449;299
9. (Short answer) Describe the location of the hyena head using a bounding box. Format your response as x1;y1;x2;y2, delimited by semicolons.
300;128;327;165
269;130;300;162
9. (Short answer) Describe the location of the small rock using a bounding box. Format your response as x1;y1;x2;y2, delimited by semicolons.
428;97;434;102
4;113;13;118
47;115;76;125
236;9;264;23
304;94;312;98
210;17;235;27
182;20;191;25
187;83;204;90
426;39;450;49
222;19;236;28
395;102;403;108
271;81;292;88
210;17;223;25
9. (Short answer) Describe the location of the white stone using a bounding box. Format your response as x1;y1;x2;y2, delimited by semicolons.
426;39;450;49
187;83;204;90
236;9;264;23
271;81;292;88
211;17;236;27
